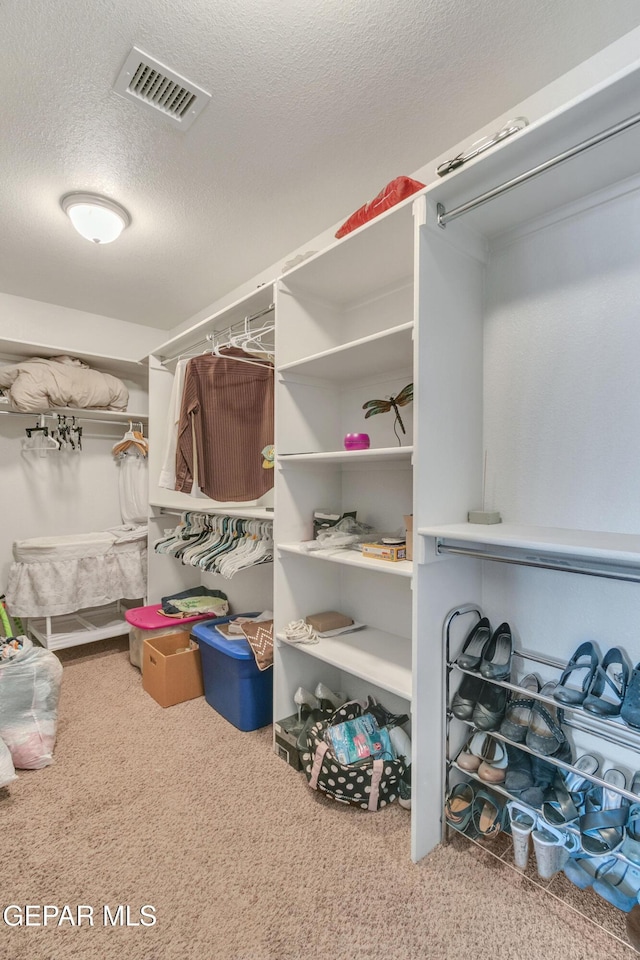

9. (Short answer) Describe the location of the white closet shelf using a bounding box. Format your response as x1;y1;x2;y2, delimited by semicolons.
27;602;137;652
276;626;412;701
280;193;418;305
278;446;413;465
0;406;149;423
276;322;413;382
420;522;640;576
0;338;146;381
278;542;413;577
429;61;640;241
149;493;274;521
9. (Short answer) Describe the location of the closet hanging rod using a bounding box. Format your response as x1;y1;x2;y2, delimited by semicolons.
160;303;275;365
436;542;640;583
436;107;640;227
0;409;145;428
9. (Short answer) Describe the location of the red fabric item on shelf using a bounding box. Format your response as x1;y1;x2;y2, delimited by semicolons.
335;176;426;239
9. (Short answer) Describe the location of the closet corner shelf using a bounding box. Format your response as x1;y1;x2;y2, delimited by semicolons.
148;494;274;521
276;626;411;701
276;322;413;382
278;446;413;466
419;522;640;580
278;541;412;577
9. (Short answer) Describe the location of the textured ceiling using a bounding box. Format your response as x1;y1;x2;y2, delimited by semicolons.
1;0;640;330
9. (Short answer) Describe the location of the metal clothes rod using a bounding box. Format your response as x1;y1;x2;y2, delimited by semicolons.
437;108;640;227
0;409;141;428
160;303;275;365
436;542;640;583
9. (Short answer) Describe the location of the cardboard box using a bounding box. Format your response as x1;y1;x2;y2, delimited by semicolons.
362;541;407;561
274;713;305;770
142;632;204;708
404;515;413;561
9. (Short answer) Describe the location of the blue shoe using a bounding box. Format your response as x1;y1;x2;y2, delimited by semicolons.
445;782;476;834
554;641;599;706
622;665;640;730
580;769;629;855
564;853;617;890
583;647;629;717
542;754;599;826
593;859;640;912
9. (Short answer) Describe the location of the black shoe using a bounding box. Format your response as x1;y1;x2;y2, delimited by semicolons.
479;622;513;681
473;683;507;731
452;673;486;722
457;617;492;671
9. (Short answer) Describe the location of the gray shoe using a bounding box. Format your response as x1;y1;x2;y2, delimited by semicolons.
500;673;539;741
526;682;567;756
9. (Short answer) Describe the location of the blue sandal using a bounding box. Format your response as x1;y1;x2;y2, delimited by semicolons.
580;769;629;855
554;641;599;706
445;782;475;834
593;858;640;912
542;754;599;825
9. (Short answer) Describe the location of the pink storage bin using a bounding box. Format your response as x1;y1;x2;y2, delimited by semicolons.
125;603;223;671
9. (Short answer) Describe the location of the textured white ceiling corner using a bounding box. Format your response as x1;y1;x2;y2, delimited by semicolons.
0;0;639;330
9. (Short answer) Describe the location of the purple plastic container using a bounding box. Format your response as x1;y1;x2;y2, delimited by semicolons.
344;433;370;451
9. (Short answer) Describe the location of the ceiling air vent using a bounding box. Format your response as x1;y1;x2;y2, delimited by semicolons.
113;47;211;131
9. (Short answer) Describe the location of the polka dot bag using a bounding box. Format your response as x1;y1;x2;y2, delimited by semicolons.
301;699;406;811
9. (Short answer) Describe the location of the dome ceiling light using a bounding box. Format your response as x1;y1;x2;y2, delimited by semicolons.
61;193;131;244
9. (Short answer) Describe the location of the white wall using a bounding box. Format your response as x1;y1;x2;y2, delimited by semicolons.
0;417;128;591
0;291;164;360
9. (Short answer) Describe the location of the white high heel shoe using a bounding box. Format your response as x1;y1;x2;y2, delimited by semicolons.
294;686;320;722
314;682;346;711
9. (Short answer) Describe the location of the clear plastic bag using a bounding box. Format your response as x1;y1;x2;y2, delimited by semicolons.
0;736;17;787
0;637;63;769
302;516;376;552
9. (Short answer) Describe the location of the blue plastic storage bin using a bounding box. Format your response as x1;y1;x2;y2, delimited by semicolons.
191;616;272;731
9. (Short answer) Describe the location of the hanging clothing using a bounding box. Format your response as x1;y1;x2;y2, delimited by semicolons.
159;358;187;490
174;349;274;502
118;451;148;525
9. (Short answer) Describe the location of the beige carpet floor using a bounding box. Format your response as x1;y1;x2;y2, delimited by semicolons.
0;638;636;960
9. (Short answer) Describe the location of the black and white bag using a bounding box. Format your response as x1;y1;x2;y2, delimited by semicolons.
301;699;406;811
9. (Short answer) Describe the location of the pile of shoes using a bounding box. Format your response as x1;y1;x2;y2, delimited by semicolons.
507;761;640;913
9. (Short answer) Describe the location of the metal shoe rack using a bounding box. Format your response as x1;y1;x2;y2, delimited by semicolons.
442;589;640;956
444;602;640;860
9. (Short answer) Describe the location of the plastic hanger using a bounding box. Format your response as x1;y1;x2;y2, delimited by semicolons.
112;421;148;458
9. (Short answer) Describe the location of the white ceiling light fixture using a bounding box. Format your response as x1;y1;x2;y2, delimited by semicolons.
60;193;131;244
